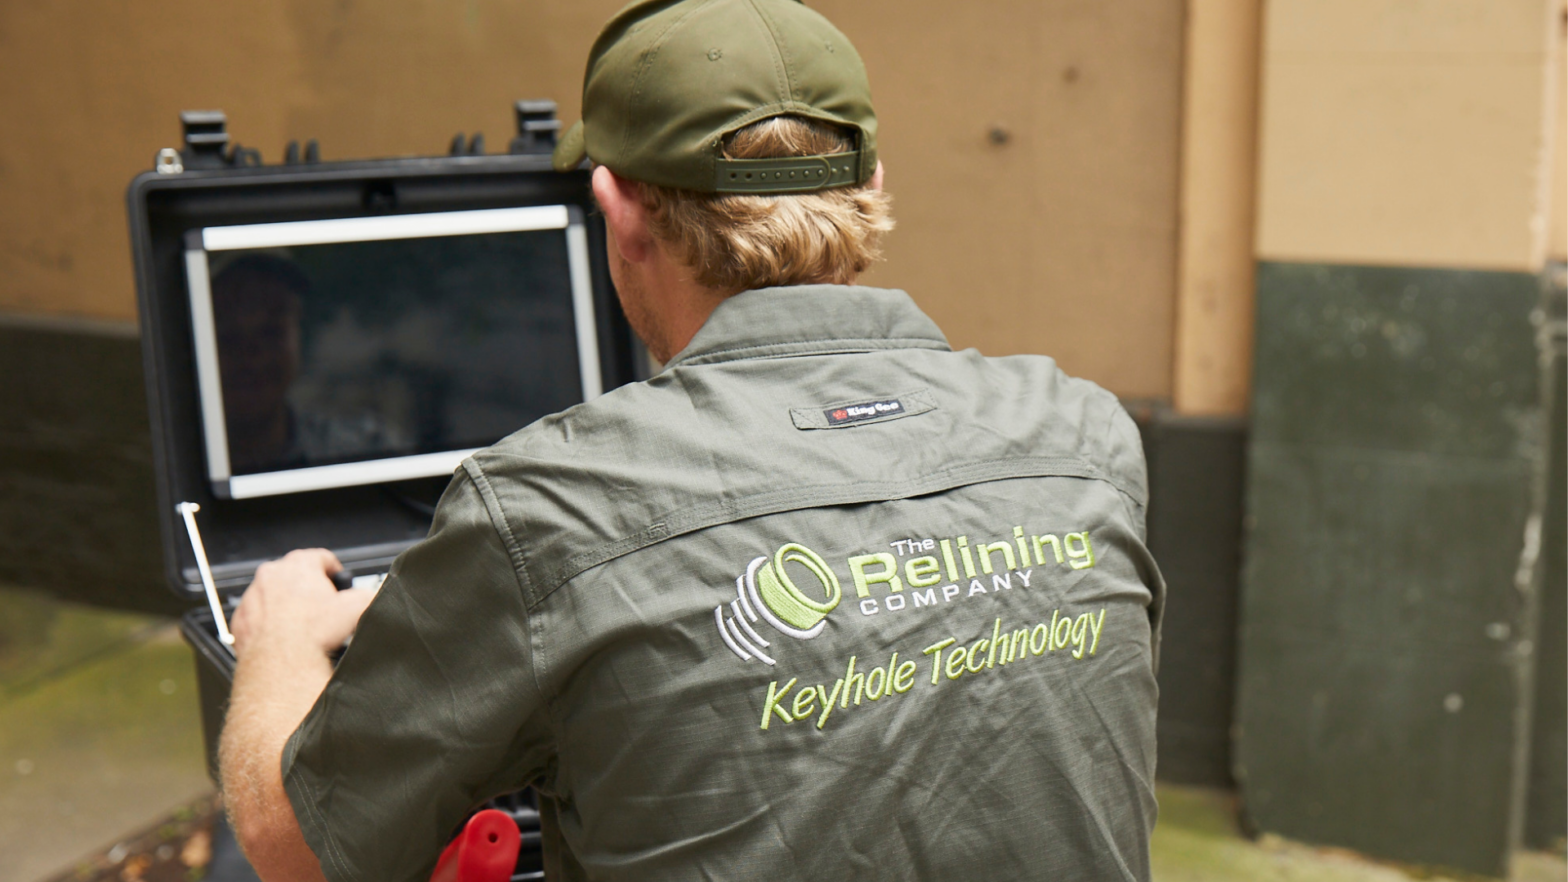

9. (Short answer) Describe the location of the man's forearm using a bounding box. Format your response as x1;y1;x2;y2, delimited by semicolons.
219;638;335;882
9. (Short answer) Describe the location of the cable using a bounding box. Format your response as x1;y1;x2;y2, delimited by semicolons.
383;486;439;519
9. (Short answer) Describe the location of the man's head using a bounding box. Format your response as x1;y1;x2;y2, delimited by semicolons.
556;0;892;361
212;255;306;423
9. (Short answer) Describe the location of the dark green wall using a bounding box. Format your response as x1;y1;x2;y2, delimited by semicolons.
1238;262;1550;877
1133;407;1247;788
1525;265;1566;852
0;319;178;615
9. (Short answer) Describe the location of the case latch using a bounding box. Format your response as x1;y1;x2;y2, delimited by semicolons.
510;100;560;155
173;110;261;170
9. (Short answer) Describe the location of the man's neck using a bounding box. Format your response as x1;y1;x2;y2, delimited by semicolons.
623;245;737;363
614;232;862;363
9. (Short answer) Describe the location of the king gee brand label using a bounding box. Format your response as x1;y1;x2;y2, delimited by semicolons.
824;398;904;426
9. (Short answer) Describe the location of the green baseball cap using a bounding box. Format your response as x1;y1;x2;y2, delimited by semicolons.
552;0;878;194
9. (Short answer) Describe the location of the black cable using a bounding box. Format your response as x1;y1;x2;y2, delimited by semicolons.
383;486;439;519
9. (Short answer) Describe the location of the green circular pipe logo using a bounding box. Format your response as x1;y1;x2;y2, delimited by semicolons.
755;543;842;632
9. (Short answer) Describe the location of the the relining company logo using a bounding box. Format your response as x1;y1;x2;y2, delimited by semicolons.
715;543;842;666
713;525;1098;666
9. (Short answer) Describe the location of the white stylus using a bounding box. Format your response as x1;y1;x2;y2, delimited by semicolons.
176;502;235;647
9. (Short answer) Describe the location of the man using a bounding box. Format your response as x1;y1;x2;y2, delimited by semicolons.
221;1;1164;880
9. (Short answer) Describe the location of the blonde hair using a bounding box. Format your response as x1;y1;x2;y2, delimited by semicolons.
637;116;893;291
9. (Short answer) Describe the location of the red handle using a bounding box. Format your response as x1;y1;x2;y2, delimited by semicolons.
429;809;522;882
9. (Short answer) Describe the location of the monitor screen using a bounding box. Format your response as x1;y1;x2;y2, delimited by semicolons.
184;205;601;499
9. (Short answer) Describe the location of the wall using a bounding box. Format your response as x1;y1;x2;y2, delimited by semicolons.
0;0;1185;400
0;1;608;319
1551;1;1568;264
836;0;1186;399
1255;0;1559;271
1237;0;1566;874
1172;0;1262;417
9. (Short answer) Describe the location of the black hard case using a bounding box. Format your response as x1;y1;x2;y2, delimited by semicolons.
128;124;640;878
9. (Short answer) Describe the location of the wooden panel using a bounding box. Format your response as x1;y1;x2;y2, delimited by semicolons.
1173;0;1262;416
1551;0;1567;263
821;0;1184;398
1256;0;1557;271
0;0;622;321
0;0;1185;399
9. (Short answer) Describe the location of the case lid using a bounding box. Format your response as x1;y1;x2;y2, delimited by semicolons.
128;109;643;602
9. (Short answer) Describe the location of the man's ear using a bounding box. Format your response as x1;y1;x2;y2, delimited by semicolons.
869;160;884;193
593;166;656;264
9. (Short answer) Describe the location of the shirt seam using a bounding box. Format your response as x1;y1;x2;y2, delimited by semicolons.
668;336;950;368
745;0;794;102
461;460;564;747
527;455;1135;609
462;460;532;594
622;0;715;162
286;762;358;882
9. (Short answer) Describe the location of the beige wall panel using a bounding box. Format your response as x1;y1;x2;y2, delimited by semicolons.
1173;0;1262;416
819;0;1184;397
1551;1;1567;262
0;0;622;322
0;1;299;321
1268;0;1547;55
0;0;1184;398
271;2;619;163
1256;0;1554;271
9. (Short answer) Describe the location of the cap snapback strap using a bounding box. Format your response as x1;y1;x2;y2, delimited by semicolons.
714;151;862;193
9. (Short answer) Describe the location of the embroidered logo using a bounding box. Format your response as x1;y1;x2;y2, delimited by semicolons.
715;543;842;666
713;526;1099;667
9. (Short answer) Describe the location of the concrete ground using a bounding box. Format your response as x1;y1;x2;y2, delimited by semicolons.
1;585;1563;882
1152;786;1566;882
0;586;210;882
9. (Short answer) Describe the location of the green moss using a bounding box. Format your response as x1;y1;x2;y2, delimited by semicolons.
1153;783;1420;881
0;585;161;698
0;587;60;669
0;623;209;881
0;636;203;761
1152;784;1566;881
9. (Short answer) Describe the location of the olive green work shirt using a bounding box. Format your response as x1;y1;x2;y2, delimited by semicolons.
283;285;1164;882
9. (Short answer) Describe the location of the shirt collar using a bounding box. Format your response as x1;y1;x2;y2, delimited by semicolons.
663;285;952;369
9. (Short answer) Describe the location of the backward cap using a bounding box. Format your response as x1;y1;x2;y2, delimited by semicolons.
553;0;877;194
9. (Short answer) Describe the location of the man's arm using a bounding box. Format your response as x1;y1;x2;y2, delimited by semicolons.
223;468;553;882
219;549;375;882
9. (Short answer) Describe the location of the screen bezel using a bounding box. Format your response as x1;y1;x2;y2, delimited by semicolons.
184;204;602;499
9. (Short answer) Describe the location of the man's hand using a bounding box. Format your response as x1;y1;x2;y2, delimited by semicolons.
221;549;376;882
231;548;375;658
